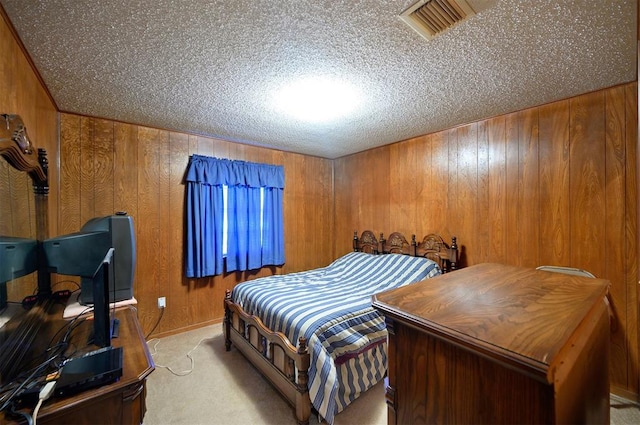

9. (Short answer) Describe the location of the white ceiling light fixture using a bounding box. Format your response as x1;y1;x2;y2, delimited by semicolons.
273;77;361;124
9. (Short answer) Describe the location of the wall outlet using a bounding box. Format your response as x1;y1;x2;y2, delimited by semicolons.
158;296;166;309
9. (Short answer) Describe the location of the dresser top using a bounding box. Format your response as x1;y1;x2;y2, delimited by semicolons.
372;262;609;375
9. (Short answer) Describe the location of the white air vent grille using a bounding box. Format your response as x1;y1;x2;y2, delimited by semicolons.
400;0;477;40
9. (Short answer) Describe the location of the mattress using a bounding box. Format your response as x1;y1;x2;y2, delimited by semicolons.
231;251;441;423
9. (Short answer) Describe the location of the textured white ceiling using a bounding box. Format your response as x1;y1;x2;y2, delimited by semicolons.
1;0;636;159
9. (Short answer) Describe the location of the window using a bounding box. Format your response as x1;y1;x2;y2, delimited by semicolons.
184;155;285;278
221;185;265;256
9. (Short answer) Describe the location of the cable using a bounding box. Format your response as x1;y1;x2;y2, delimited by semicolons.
0;354;55;413
32;381;56;425
145;307;164;339
147;336;214;376
0;319;69;414
8;404;33;425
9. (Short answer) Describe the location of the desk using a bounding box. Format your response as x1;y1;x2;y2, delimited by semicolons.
372;263;610;424
1;306;154;425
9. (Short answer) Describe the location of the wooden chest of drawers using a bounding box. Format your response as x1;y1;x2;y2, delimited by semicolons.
372;263;610;424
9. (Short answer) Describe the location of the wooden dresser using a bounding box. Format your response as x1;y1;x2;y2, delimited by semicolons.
1;306;154;425
372;263;610;424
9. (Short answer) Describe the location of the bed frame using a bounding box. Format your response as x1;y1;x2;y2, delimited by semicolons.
224;231;459;424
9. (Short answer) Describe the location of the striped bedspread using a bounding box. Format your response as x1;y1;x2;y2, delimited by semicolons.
231;251;441;424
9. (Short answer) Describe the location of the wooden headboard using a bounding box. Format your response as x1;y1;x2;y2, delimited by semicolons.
353;230;458;273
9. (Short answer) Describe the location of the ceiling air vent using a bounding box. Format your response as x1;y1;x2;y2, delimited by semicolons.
400;0;479;40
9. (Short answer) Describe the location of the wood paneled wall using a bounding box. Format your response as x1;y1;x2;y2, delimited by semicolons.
57;114;334;337
334;82;639;397
3;0;639;399
0;9;58;298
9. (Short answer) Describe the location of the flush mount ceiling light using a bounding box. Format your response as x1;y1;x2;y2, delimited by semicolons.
273;77;361;124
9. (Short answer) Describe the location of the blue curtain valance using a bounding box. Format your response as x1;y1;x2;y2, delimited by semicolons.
185;154;284;189
185;154;285;278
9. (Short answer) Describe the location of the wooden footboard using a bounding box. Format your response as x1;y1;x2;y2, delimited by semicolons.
224;290;311;425
224;230;460;424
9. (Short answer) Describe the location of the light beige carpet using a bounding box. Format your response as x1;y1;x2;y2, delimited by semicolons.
144;323;640;425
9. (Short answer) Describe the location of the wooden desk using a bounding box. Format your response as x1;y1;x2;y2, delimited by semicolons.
1;306;154;425
372;263;610;424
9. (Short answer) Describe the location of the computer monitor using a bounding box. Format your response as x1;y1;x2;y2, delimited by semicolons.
91;248;115;347
42;232;115;348
0;236;38;310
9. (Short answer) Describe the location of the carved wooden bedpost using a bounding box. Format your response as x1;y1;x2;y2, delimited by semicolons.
296;337;310;425
224;289;232;351
353;230;358;252
410;234;418;257
450;236;458;271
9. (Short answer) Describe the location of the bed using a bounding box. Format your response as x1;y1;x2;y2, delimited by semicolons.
224;230;458;424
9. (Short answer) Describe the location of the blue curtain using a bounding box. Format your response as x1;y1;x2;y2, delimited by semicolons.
185;155;285;278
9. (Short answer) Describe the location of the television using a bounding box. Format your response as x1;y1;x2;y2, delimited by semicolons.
78;214;135;305
0;236;38;310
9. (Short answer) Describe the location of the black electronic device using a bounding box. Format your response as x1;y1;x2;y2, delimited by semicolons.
43;230;115;347
54;346;123;398
78;213;136;305
0;236;38;310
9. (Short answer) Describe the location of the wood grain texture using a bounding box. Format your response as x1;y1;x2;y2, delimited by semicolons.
334;82;638;397
374;263;609;368
605;86;628;388
538;100;570;266
57;113;334;338
486;116;507;262
375;263;610;424
2;3;638;399
570;91;606;277
625;82;639;396
517;108;539;268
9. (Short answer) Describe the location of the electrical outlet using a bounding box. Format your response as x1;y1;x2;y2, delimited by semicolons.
158;296;166;309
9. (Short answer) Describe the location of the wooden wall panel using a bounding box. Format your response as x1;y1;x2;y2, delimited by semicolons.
137;128;165;332
334;82;639;398
446;129;460;252
113;123;139;221
93;119;115;216
538;100;570;266
486;116;507;263
57;113;334;338
390;138;417;234
79;118;95;225
476;122;489;264
456;124;478;267
625;82;639;396
569;91;607;277
605;86;629;389
516;109;539;268
59;115;82;235
165;132;189;334
425;132;447;236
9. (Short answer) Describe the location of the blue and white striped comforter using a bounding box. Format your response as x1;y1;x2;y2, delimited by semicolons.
231;251;441;424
